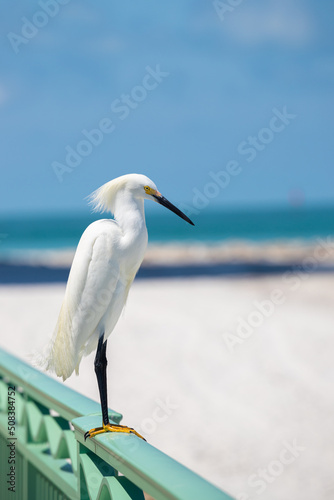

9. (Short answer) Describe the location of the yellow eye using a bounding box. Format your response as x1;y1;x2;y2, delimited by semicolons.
144;186;150;193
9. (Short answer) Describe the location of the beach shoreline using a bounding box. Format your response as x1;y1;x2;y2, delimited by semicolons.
1;238;334;284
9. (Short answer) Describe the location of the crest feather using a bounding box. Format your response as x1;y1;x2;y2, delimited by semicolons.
88;176;128;213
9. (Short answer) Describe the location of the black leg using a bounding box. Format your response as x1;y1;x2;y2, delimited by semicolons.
84;334;146;441
94;333;109;426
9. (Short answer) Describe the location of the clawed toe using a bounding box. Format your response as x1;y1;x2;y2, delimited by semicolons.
84;426;103;440
84;430;91;441
84;422;146;441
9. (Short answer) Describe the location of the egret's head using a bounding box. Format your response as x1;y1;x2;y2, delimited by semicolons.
139;176;194;226
123;174;159;200
89;173;194;226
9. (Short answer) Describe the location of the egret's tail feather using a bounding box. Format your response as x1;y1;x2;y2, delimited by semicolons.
31;303;80;381
49;328;77;381
30;336;77;382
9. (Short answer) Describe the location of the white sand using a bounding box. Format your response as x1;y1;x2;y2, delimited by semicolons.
0;274;333;499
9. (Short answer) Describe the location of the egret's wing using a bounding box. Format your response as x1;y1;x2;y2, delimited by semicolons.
48;222;122;379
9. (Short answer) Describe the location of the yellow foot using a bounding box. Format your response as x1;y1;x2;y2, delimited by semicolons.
84;422;146;441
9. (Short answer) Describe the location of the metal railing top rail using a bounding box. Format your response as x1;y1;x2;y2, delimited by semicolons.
0;348;122;423
73;414;234;500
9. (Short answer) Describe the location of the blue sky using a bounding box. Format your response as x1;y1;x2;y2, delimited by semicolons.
1;0;333;214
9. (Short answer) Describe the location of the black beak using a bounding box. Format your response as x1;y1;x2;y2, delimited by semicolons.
153;195;194;226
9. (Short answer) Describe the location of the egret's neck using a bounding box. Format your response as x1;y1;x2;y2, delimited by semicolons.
113;191;148;248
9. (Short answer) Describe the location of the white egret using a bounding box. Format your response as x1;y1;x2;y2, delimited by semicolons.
44;174;194;440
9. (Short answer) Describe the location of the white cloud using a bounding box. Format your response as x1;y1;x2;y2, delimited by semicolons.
221;0;315;47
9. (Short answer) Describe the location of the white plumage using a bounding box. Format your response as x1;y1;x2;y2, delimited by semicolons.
38;173;193;440
45;174;153;380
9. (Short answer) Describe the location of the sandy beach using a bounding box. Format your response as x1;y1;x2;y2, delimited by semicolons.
0;268;333;499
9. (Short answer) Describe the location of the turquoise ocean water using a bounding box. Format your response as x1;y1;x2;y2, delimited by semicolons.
0;206;333;256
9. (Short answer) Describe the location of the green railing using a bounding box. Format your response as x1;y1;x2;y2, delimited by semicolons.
0;348;234;500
